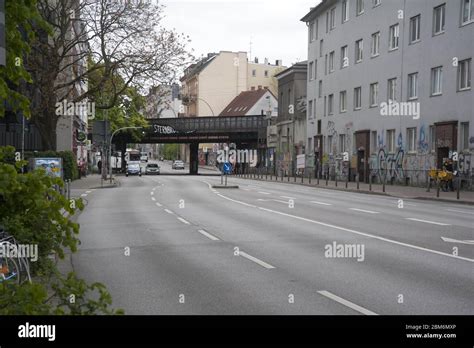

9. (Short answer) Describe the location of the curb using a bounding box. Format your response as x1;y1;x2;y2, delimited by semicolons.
237;177;474;204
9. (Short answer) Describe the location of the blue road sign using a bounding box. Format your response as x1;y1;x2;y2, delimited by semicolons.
223;162;232;174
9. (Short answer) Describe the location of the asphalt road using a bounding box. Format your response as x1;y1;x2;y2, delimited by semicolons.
72;161;474;315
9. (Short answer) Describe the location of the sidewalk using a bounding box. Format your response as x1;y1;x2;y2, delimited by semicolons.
69;174;119;190
236;173;474;205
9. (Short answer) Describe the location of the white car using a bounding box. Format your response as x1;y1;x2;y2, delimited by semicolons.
172;160;185;170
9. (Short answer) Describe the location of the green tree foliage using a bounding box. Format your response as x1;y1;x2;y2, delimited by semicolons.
0;0;50;118
0;146;123;314
163;144;179;161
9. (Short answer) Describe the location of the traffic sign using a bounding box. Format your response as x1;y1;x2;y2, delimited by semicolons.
223;162;233;174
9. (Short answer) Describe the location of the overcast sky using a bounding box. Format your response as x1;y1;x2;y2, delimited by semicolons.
160;0;321;67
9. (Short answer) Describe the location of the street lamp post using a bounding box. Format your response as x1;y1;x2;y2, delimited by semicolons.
109;126;145;183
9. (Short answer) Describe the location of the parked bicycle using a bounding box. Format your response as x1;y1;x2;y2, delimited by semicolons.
0;229;32;284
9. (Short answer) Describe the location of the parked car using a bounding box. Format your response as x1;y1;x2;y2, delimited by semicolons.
126;163;141;177
172;160;185;170
145;163;160;175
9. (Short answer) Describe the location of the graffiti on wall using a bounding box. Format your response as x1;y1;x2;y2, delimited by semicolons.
376;148;404;181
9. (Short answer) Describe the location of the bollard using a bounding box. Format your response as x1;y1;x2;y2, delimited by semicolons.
457;177;460;200
294;173;296;183
335;174;338;187
357;174;360;190
437;180;440;198
301;173;304;184
309;172;312;185
326;172;329;186
288;172;290;182
345;173;348;189
317;170;320;185
383;176;386;193
426;172;431;192
368;173;371;191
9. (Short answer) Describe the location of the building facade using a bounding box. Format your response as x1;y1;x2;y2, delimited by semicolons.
180;51;285;162
302;0;473;187
274;61;308;176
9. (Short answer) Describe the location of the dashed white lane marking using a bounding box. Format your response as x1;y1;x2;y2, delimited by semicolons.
280;196;295;199
239;251;275;269
177;217;190;225
258;191;271;195
406;218;450;226
446;209;474;215
150;192;154;195
164;209;174;215
155;203;162;207
81;194;88;197
242;188;251;191
349;208;379;214
250;208;473;263
441;237;474;245
257;199;288;204
85;190;92;194
317;290;378;316
151;197;156;201
311;201;333;206
198;230;220;241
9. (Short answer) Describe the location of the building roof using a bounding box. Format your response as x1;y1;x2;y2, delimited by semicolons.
274;61;308;80
219;89;275;117
180;53;218;82
301;0;335;22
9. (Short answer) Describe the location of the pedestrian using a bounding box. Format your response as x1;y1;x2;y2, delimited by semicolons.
97;160;102;174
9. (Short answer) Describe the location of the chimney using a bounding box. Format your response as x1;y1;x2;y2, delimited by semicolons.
264;58;268;65
254;57;259;64
276;59;282;66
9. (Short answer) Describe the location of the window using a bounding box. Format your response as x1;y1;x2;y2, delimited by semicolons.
354;87;362;110
342;0;349;22
409;15;421;43
318;80;323;98
431;66;443;95
309;22;315;42
341;45;348;68
408;73;418;99
373;0;381;6
433;4;445;35
387;129;396;153
325;54;328;75
309;100;313;119
462;0;474;24
407;128;417;152
371;32;380;56
324;96;327;116
460;122;470;150
458;59;471;90
252;69;256;77
356;0;364;15
429;125;435;151
329;51;335;72
339;134;347;152
314;59;318;80
264;70;269;78
388;78;397;101
370;82;378;107
330;7;336;29
340;91;347;112
389;24;399;50
371;131;377;153
328;135;333;154
320;40;324;57
309;62;314;80
328;94;334;115
355;39;363;62
326;12;329;33
317;120;322;134
315;19;319;39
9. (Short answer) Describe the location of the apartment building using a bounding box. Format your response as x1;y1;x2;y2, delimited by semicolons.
302;0;473;186
273;61;308;176
180;51;285;162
